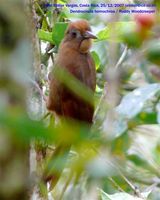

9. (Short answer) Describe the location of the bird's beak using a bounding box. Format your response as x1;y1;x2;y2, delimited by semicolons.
83;31;97;39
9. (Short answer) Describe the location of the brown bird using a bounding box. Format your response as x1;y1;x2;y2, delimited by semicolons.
47;19;97;123
44;20;97;189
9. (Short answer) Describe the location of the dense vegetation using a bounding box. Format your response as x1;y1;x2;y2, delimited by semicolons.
0;0;160;199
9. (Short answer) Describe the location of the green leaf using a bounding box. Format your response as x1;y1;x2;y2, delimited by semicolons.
128;152;160;179
110;84;160;137
0;109;93;145
153;142;160;165
97;26;110;41
156;103;160;123
41;18;48;31
58;0;67;3
91;51;100;70
116;84;160;118
96;22;135;42
0;110;54;142
38;29;54;44
52;22;68;46
146;40;160;66
111;132;130;155
120;22;141;48
127;154;149;168
130;112;157;126
100;189;150;200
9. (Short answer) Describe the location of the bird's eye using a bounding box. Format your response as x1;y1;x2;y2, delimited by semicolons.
71;31;77;37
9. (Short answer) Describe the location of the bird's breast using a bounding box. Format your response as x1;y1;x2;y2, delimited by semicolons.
79;39;92;53
56;44;96;91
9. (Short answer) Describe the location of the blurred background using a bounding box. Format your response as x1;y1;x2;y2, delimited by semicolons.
0;0;160;199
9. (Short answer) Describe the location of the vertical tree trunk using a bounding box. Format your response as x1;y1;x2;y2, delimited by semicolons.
0;0;32;199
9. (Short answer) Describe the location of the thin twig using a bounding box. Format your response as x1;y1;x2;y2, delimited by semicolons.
28;77;47;102
93;82;108;123
92;147;143;197
58;171;74;200
112;162;142;197
115;46;128;70
119;171;142;198
108;177;125;192
109;162;142;197
41;112;50;120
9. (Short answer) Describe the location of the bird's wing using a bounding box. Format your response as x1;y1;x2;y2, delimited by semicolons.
47;52;96;123
47;72;62;115
59;52;96;123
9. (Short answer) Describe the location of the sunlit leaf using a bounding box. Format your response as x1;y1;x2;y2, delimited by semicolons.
38;29;54;44
52;22;68;46
58;0;67;3
42;18;48;31
91;51;101;70
97;26;110;41
96;22;135;42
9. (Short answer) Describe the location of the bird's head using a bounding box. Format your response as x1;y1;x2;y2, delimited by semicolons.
63;20;97;53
